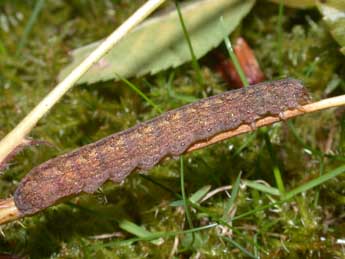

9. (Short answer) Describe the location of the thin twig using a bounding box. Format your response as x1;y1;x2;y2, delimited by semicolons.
0;0;166;168
187;95;345;152
0;95;345;224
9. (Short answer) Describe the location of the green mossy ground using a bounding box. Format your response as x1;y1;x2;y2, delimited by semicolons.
0;0;344;258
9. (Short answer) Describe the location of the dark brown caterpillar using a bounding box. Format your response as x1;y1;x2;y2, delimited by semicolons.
14;78;310;215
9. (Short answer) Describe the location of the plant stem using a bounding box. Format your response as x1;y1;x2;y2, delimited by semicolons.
175;0;204;87
180;157;195;245
277;0;284;75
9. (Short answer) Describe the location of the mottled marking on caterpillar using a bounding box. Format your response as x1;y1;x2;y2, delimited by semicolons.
14;78;311;215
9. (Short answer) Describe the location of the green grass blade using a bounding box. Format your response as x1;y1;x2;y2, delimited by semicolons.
232;199;286;221
16;0;45;55
244;180;281;196
102;223;218;247
117;73;162;113
222;237;258;258
220;16;249;87
222;172;242;220
175;1;204;87
180;157;194;231
119;220;162;245
165;72;198;102
277;0;284;75
284;164;345;200
189;185;211;203
234;164;345;221
273;166;285;194
264;133;285;194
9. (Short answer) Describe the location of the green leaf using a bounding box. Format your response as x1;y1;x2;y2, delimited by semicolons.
169;185;211;206
243;180;281;196
317;0;345;55
169;200;184;207
58;0;255;85
119;220;163;245
189;185;211;203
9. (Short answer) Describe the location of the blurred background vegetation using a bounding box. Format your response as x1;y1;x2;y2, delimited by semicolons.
0;0;344;258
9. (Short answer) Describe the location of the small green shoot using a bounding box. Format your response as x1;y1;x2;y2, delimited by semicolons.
264;132;286;194
16;0;45;55
189;185;211;204
222;172;242;220
273;166;285;194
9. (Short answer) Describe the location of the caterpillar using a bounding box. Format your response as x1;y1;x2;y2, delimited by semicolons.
14;78;311;215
